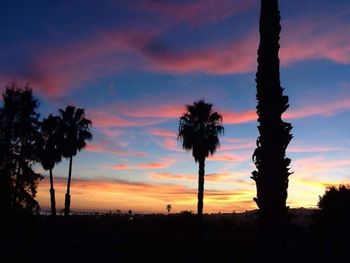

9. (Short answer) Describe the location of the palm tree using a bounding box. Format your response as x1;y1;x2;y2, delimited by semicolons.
59;106;92;216
166;204;172;214
178;100;224;218
40;114;62;216
252;0;293;228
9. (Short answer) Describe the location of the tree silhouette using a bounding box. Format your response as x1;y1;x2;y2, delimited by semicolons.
0;84;43;215
252;0;293;228
39;114;62;216
314;185;350;260
59;106;92;216
166;204;172;214
178;100;224;218
318;184;350;221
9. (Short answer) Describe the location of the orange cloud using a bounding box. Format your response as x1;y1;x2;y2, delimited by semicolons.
37;176;256;213
287;156;350;208
150;172;253;185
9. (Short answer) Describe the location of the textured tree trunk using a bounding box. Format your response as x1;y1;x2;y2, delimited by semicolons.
64;156;73;216
252;0;292;228
49;169;56;216
197;158;205;218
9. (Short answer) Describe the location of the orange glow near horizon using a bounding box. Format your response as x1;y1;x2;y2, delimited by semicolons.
37;176;257;213
36;167;342;214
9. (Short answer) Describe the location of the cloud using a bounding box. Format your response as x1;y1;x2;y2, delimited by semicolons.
285;98;350;119
2;3;350;99
90;110;166;128
281;13;350;65
150;171;253;185
85;143;145;157
111;159;174;170
143;32;258;75
147;128;183;152
129;0;257;26
207;152;249;162
288;146;341;153
287;155;350;208
37;176;256;213
223;110;257;124
219;138;254;151
149;129;177;138
0;27;158;97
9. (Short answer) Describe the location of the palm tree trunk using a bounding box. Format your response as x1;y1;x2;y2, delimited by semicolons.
253;0;292;226
252;0;292;257
49;169;56;216
197;158;205;218
64;156;73;216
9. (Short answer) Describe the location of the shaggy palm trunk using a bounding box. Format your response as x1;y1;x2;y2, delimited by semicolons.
64;156;73;216
252;0;292;229
197;158;205;218
49;169;56;216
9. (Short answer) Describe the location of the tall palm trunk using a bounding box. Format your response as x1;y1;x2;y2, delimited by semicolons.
197;158;205;217
49;169;56;216
252;0;292;229
64;156;73;216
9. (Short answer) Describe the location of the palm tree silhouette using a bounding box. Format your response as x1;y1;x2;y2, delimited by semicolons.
252;0;293;228
178;100;223;218
166;204;172;214
59;106;92;216
39;114;62;216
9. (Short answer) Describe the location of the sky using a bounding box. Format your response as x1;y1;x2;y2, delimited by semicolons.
1;0;350;214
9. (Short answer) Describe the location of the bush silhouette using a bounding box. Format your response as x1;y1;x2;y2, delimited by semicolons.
317;184;350;223
313;185;350;260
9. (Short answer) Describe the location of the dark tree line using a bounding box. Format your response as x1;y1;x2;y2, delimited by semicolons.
0;84;92;216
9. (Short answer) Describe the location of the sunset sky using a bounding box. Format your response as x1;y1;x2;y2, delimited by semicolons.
1;0;350;213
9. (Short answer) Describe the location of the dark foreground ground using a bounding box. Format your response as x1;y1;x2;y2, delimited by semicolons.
1;209;348;263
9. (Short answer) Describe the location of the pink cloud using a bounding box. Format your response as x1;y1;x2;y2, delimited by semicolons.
130;0;257;26
288;146;341;153
219;138;254;151
85;144;145;157
2;4;350;99
143;32;258;75
148;128;182;152
285;98;350;119
90;110;166;128
207;152;248;162
0;27;159;98
223;110;257;124
119;104;184;119
112;159;174;170
281;14;350;65
149;129;176;138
